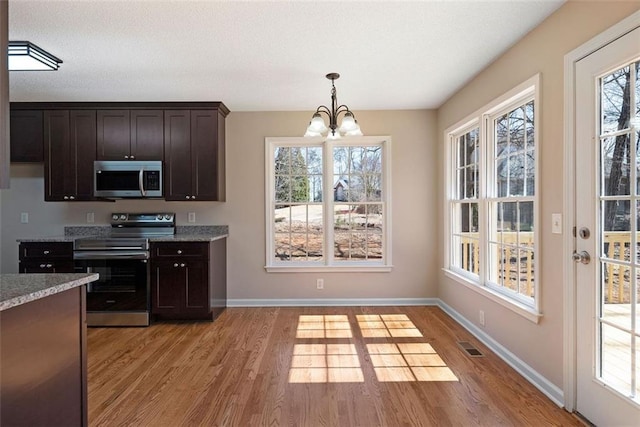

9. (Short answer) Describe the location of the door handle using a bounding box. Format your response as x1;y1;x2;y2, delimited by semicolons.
572;251;591;265
139;169;147;197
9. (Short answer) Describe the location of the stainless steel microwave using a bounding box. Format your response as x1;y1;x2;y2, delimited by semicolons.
94;161;163;198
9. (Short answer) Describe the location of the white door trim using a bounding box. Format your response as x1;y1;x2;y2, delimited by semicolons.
563;9;640;412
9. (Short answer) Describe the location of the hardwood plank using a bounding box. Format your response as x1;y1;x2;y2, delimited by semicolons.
88;306;583;426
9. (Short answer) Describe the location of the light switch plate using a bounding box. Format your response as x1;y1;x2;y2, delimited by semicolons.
20;212;28;224
552;213;562;234
188;212;196;223
86;212;95;223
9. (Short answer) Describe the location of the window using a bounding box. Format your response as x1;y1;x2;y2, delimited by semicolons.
266;136;391;271
445;75;540;320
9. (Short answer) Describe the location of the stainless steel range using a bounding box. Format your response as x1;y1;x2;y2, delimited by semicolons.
73;213;175;326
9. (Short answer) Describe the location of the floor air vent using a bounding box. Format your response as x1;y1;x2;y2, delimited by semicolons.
457;341;484;357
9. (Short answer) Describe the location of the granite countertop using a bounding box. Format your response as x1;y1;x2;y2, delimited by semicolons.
148;233;228;242
0;273;99;311
16;225;229;243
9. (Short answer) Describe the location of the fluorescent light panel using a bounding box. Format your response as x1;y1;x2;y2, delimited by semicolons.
8;41;62;71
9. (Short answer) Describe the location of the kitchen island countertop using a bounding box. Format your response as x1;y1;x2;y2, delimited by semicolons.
0;273;99;311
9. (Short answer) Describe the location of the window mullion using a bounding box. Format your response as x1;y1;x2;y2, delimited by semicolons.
324;140;334;265
480;114;490;287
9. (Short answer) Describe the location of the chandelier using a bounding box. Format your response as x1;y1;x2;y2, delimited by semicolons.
304;73;363;139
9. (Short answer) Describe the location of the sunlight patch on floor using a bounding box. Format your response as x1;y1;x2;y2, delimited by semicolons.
367;342;458;382
356;314;423;338
288;343;364;383
289;314;459;384
295;314;353;339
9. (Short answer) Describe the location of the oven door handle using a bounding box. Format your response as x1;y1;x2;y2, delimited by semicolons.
74;251;149;260
139;169;147;197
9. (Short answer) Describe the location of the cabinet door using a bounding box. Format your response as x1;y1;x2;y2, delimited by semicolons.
10;110;43;162
97;110;130;160
70;110;96;200
151;261;184;316
164;110;192;201
184;261;208;312
130;110;163;160
190;110;220;201
44;110;72;201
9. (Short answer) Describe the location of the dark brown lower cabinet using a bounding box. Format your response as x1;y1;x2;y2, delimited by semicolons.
18;242;75;273
150;239;226;321
0;286;87;427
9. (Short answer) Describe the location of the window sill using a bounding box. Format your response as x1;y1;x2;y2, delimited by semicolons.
265;265;393;273
443;268;542;324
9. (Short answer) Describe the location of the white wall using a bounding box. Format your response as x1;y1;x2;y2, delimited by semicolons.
436;1;640;390
1;110;439;303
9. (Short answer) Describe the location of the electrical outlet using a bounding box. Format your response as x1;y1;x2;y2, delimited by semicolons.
86;212;95;223
316;279;324;290
188;212;196;223
20;212;28;224
479;310;485;327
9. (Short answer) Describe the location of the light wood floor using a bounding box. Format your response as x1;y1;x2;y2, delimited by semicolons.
87;306;582;426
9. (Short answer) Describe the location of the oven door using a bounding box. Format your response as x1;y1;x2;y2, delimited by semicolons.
74;257;149;312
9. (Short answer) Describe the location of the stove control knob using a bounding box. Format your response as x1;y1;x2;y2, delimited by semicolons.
112;214;119;221
164;214;172;220
119;214;127;220
157;214;163;220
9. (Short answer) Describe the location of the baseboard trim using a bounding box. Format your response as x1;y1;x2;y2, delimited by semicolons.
436;300;564;407
227;298;439;307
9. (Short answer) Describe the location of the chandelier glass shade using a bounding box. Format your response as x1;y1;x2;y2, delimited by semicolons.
304;73;362;138
8;41;62;71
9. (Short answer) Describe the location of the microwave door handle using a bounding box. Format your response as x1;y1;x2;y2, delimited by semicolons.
139;169;147;197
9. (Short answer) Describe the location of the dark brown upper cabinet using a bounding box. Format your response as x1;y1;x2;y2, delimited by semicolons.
11;101;227;202
164;109;226;201
97;109;163;161
44;110;97;201
10;110;43;162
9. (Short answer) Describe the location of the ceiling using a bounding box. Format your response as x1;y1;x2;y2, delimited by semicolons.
8;0;564;112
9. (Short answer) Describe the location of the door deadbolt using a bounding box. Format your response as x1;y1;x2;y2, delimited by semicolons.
578;227;590;239
572;251;591;265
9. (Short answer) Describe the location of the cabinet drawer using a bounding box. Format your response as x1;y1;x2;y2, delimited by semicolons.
19;242;73;260
151;242;209;259
19;261;75;273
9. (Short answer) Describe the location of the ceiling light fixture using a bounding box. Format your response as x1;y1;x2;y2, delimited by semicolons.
304;73;362;139
8;41;62;71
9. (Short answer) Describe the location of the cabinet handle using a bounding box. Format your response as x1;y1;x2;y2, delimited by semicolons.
40;264;46;268
185;195;190;199
64;196;69;200
180;263;185;268
125;155;129;159
130;155;135;160
177;250;182;254
191;196;196;200
46;264;52;268
43;250;50;255
174;263;179;267
69;195;75;200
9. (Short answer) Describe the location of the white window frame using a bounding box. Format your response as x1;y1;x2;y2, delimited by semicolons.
444;74;542;323
265;136;392;272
